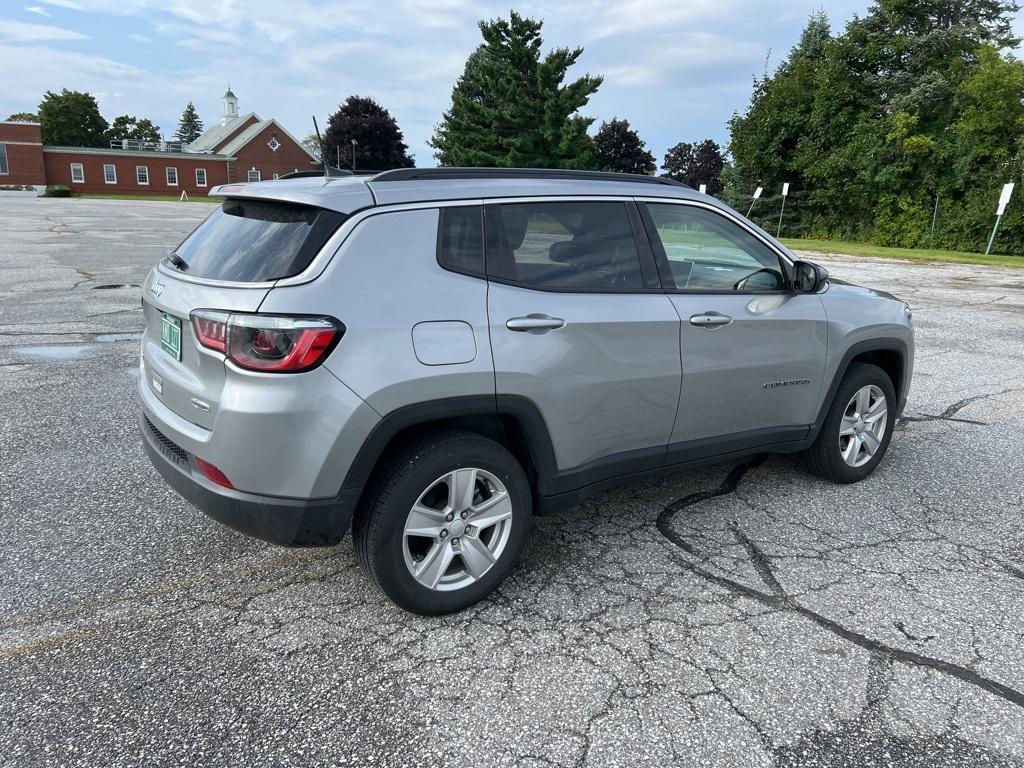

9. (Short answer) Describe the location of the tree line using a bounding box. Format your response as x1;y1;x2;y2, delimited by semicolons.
725;0;1024;253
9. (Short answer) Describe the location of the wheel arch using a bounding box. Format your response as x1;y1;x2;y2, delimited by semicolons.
341;395;558;509
813;338;909;436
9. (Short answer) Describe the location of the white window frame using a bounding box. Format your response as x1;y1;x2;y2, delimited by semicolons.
272;173;279;180
247;168;261;182
70;162;84;183
195;168;207;187
103;164;117;184
165;167;178;186
0;144;8;175
136;165;149;185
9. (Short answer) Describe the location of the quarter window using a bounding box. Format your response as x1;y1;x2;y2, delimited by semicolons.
136;165;149;185
643;203;786;292
103;164;117;184
71;163;85;183
195;168;207;186
166;167;178;186
0;144;8;175
437;206;484;276
486;201;644;290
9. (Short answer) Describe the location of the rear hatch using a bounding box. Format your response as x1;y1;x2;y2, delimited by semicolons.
141;198;345;431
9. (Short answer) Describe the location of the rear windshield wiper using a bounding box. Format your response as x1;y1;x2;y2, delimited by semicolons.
165;250;189;271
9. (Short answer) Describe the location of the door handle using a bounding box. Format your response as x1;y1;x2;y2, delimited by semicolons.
689;312;732;328
506;314;566;333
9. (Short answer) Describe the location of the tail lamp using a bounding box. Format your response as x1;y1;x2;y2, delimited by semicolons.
190;310;343;373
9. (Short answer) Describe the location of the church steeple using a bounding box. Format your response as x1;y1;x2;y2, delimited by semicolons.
221;86;238;126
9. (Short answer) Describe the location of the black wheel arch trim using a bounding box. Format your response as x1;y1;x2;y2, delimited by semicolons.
811;338;909;437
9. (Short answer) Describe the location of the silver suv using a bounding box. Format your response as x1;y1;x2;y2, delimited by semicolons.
139;168;914;615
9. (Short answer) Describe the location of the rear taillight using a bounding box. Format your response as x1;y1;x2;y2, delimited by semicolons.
190;311;343;373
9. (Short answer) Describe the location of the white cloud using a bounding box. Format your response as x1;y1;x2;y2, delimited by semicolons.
129;32;151;44
0;19;88;41
24;5;51;17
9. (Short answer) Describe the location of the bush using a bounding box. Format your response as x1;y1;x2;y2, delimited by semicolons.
44;185;71;197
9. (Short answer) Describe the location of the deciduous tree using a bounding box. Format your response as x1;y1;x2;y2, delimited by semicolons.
592;118;655;174
105;115;161;144
663;139;725;194
37;89;107;147
324;96;414;171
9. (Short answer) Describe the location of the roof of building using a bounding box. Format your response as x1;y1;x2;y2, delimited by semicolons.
187;112;257;153
43;145;233;161
216;117;316;161
224;87;237;99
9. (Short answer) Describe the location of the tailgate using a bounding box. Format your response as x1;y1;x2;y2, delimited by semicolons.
141;268;269;431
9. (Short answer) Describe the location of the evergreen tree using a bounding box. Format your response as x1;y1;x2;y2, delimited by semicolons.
592;118;655;174
175;101;204;144
324;96;414;171
430;11;602;168
37;89;108;147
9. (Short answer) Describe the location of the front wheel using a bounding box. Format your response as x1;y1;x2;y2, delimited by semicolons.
802;363;896;483
352;431;532;615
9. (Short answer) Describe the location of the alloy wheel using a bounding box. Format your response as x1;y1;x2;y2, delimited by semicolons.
839;384;888;468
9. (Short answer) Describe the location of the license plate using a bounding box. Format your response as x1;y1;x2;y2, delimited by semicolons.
160;313;182;361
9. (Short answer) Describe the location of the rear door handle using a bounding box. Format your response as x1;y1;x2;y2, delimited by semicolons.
689;312;732;328
506;314;566;333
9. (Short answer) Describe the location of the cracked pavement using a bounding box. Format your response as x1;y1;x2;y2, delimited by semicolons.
2;198;1023;767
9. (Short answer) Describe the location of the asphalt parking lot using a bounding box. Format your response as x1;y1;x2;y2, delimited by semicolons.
2;196;1023;767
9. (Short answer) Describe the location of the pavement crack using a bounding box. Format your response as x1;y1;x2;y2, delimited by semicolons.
656;465;1024;712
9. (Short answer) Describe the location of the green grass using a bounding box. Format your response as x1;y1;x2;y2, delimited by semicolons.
72;192;214;203
781;237;1024;269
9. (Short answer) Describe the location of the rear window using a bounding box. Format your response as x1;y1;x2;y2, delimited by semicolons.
170;200;345;282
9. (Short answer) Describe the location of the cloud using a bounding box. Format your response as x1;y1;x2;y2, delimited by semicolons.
0;19;88;41
24;5;51;17
129;32;151;44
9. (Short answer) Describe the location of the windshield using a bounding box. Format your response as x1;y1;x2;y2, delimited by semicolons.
170;199;344;282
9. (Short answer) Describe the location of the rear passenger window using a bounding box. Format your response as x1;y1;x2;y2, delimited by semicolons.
486;201;644;290
437;206;484;276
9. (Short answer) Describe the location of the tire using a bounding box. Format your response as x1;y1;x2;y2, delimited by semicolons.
802;362;896;484
352;430;532;615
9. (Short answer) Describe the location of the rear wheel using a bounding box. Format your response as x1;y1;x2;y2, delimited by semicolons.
802;363;896;483
353;431;531;615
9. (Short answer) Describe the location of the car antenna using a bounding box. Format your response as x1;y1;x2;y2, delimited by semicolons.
313;116;329;180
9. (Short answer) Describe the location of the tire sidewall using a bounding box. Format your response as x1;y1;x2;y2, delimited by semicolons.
370;438;532;615
820;364;897;482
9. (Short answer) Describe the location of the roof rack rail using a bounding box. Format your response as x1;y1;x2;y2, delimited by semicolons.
279;166;353;180
369;167;688;187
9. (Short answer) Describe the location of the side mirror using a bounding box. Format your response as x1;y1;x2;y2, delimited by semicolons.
792;260;829;293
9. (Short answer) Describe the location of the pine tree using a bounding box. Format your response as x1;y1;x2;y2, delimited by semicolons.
430;11;602;168
175;102;204;144
592;118;655;174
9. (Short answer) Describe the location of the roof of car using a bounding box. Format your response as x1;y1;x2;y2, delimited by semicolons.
209;167;703;213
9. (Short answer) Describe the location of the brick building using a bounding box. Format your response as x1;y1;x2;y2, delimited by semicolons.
0;89;316;196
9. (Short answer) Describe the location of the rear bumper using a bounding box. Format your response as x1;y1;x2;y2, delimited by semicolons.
141;413;361;547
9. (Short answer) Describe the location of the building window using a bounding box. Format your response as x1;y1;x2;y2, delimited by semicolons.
136;166;149;185
267;137;281;152
103;164;117;184
0;144;8;175
70;163;84;183
247;168;261;182
273;173;279;180
195;168;207;187
165;167;178;186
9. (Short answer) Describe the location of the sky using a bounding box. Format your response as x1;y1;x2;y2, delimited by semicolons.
2;0;1023;169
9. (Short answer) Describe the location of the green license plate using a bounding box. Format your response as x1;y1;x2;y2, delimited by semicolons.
160;313;182;360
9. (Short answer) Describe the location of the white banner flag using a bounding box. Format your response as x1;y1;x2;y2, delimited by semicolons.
699;183;707;194
782;182;790;196
997;182;1014;215
753;187;763;199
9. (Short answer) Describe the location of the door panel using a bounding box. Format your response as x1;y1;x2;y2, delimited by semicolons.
489;282;681;471
668;292;828;445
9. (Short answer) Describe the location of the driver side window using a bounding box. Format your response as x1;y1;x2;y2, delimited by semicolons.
643;203;786;292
